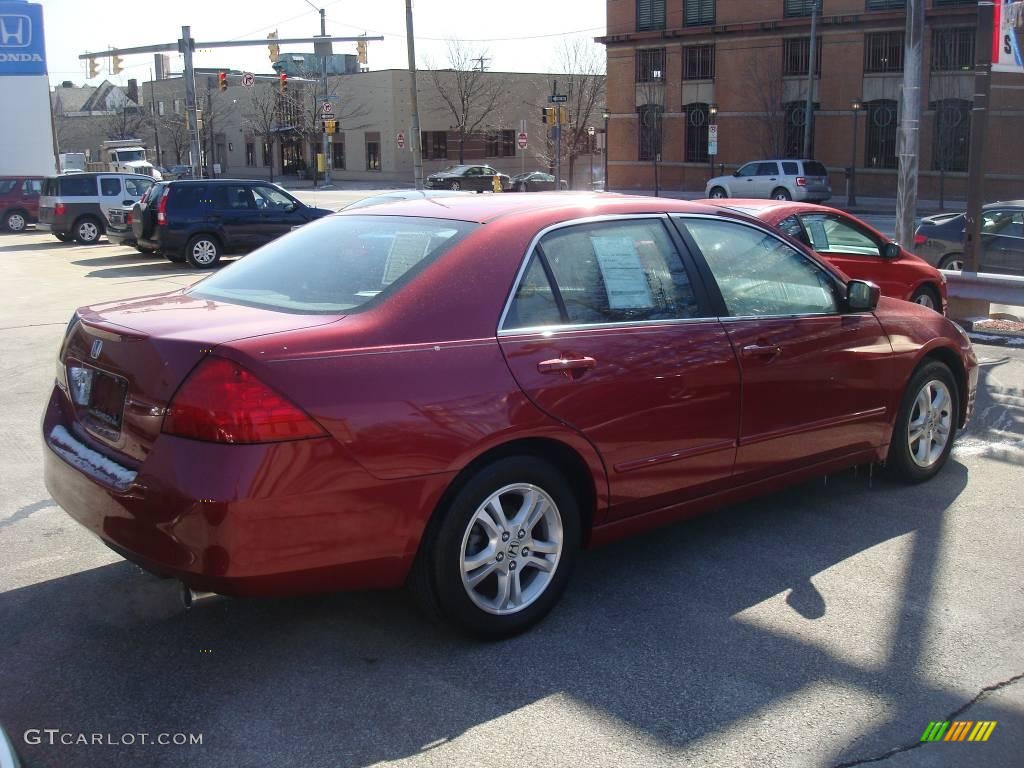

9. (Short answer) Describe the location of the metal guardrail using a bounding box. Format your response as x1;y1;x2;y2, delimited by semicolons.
941;271;1024;307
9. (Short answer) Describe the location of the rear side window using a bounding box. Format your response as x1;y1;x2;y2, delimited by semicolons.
803;161;828;177
525;219;701;326
59;176;97;197
782;162;799;176
682;218;838;317
0;179;17;195
167;185;211;213
215;185;257;210
190;215;478;314
504;255;562;330
100;178;122;196
124;178;152;197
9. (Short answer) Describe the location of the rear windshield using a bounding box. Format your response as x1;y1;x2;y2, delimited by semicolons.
803;161;828;177
190;215;478;314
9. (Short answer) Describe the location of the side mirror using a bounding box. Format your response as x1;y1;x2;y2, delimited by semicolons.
732;170;741;177
847;280;881;312
882;242;901;260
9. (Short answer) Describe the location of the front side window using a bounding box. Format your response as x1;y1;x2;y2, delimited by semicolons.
982;210;1024;237
526;219;700;326
253;186;296;210
191;216;478;314
682;218;839;317
799;214;881;256
736;163;758;177
100;178;122;197
22;179;42;195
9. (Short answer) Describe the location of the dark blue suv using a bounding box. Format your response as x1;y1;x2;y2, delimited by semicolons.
131;180;333;268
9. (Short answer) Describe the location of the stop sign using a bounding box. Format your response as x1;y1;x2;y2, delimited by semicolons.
517;131;528;149
397;131;406;149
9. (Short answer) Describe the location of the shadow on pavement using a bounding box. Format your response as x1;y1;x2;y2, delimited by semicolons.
4;458;1018;767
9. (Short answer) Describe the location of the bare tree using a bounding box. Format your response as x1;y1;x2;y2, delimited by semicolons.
105;104;146;141
243;84;281;182
745;52;787;159
556;39;606;189
159;111;190;166
427;41;504;164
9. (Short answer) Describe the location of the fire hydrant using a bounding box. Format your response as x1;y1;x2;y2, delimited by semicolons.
492;174;503;193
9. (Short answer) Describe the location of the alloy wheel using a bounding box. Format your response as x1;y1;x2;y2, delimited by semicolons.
914;292;937;310
907;379;953;468
191;239;218;266
459;483;563;616
942;257;965;271
78;221;99;242
6;212;26;232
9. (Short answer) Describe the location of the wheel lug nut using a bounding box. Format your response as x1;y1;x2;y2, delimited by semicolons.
521;548;529;557
501;532;510;542
517;529;525;539
509;561;517;571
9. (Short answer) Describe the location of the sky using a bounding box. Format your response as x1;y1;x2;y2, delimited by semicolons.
40;0;607;87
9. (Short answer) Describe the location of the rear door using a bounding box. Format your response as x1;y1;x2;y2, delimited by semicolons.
498;216;741;520
97;176;126;224
674;216;893;481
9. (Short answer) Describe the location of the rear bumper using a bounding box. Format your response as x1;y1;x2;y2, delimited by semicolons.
795;187;832;202
106;229;136;247
42;385;450;596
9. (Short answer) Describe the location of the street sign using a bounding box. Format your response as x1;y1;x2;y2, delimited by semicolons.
708;124;719;156
548;94;568;103
241;72;255;88
397;131;406;149
320;101;334;115
517;131;528;149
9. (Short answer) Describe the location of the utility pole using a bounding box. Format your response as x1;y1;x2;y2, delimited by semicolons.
406;0;424;189
553;79;562;191
964;2;996;273
148;69;161;167
803;0;820;158
181;26;202;179
319;7;331;188
895;0;925;248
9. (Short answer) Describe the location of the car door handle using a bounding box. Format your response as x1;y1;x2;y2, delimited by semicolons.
537;356;597;377
741;344;782;360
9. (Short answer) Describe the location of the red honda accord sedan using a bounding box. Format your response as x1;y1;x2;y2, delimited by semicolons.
710;200;948;314
43;193;977;637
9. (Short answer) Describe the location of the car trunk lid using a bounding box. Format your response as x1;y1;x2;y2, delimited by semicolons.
60;291;343;463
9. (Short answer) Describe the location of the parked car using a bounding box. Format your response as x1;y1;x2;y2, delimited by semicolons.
105;206;153;252
0;176;43;232
425;164;510;192
131;179;333;268
164;165;194;181
340;189;472;211
43;193;977;638
37;173;154;244
914;201;1024;274
706;159;831;202
718;200;947;312
508;171;570;192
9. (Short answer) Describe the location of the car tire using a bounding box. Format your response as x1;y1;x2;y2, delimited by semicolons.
771;187;793;201
408;455;581;638
185;235;222;269
910;285;942;312
938;253;965;271
54;231;72;243
518;182;528;192
165;252;186;263
3;209;28;233
709;186;727;200
73;216;103;245
449;181;461;191
886;361;959;484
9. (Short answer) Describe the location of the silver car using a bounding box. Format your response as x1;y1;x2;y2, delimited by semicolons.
706;159;831;203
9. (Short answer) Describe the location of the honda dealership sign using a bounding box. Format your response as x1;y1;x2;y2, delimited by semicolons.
0;0;56;175
994;0;1024;74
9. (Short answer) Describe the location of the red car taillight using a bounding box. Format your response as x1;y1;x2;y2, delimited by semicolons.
914;234;927;246
156;193;168;225
54;202;66;216
125;212;133;225
162;357;326;444
796;177;807;187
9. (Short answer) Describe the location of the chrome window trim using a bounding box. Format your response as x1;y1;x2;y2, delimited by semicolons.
499;315;723;338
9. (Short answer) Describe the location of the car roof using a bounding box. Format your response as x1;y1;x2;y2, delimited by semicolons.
163;178;274;185
712;199;839;219
984;200;1024;209
46;172;152;180
335;191;734;225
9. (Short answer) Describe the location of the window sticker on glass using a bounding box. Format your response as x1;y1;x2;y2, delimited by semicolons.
382;232;434;286
590;235;654;309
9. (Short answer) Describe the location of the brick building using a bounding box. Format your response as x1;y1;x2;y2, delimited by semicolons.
599;0;1024;200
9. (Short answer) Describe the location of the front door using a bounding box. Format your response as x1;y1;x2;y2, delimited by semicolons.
498;216;741;520
212;184;260;250
675;216;893;481
97;176;127;224
981;209;1024;275
252;185;304;242
752;162;781;198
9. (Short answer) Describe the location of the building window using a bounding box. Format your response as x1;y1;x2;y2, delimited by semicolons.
783;37;822;76
683;45;715;80
638;104;662;161
867;0;905;9
932;98;970;172
933;0;975;6
332;136;345;170
784;0;816;17
932;27;975;71
683;103;710;163
865;31;904;73
157;101;165;116
636;0;666;31
173;99;181;114
421;131;448;160
245;142;256;166
865;99;898;168
784;101;817;158
486;129;516;157
366;132;381;171
636;48;666;83
262;142;272;167
684;0;715;26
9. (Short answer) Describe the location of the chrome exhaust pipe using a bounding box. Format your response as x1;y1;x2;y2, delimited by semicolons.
179;582;216;609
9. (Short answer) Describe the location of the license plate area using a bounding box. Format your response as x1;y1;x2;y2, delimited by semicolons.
67;361;128;433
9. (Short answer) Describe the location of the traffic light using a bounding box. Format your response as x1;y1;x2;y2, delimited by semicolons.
218;72;227;92
111;54;124;75
541;107;556;124
356;39;367;65
323;119;337;135
279;72;288;95
559;107;569;125
87;57;100;79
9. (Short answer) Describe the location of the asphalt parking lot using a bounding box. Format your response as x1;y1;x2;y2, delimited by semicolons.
1;210;1022;768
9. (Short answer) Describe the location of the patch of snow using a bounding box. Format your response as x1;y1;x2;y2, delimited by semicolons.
48;425;138;491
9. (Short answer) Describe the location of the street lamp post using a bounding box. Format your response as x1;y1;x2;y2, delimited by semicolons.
602;108;610;191
708;102;718;180
587;126;595;190
849;98;862;207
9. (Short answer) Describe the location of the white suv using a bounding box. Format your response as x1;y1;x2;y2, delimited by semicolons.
705;159;831;202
